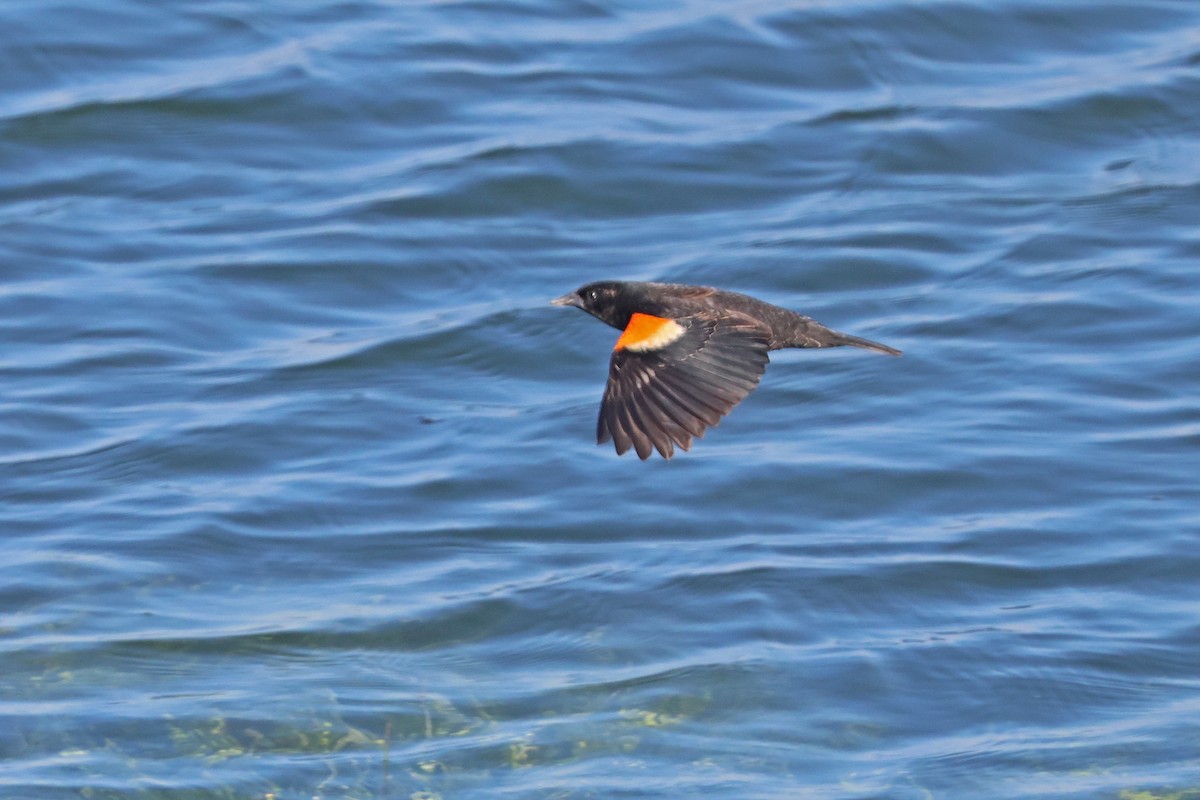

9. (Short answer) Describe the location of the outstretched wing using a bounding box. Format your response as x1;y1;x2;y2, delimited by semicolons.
597;312;770;459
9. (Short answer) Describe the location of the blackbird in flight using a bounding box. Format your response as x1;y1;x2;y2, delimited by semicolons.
552;280;900;459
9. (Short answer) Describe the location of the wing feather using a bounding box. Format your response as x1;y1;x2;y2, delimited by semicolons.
654;370;727;423
597;312;770;459
624;392;671;459
640;381;701;445
618;392;656;459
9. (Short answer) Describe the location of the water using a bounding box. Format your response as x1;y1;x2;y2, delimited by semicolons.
2;1;1199;798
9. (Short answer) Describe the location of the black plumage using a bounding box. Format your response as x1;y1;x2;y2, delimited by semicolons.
552;280;900;459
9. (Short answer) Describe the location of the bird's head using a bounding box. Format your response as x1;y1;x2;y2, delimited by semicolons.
550;281;630;328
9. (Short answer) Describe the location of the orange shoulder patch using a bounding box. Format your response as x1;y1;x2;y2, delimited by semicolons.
614;313;686;352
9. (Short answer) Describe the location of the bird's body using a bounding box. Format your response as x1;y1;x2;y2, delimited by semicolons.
552;280;900;460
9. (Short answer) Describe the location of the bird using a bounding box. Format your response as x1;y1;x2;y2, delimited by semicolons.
551;280;900;460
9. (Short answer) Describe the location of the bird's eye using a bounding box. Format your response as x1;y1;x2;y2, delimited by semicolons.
587;289;598;302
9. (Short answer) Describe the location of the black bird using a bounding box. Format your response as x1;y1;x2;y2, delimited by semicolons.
551;280;900;459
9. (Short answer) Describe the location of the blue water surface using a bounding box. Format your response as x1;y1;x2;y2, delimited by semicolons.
2;1;1199;798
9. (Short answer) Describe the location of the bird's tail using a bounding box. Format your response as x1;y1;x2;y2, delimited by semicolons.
830;331;902;356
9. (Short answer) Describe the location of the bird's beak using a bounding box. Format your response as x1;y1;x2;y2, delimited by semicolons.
550;292;581;308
